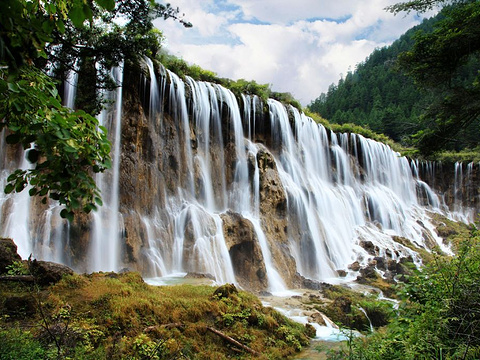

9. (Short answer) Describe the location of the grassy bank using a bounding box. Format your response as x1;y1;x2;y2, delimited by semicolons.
0;272;314;359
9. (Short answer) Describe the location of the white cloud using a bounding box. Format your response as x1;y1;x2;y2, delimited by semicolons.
155;0;431;105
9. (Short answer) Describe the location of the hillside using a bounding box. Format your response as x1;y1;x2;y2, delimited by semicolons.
308;9;480;152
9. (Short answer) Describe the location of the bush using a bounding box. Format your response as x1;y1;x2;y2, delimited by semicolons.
333;226;480;359
0;328;49;360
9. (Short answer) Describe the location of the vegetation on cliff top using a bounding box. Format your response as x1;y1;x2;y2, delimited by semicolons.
157;51;303;111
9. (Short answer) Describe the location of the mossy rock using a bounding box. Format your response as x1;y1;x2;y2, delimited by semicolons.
212;283;238;299
0;238;22;274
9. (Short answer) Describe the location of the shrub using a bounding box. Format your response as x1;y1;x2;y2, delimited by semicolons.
0;328;49;360
333;226;480;359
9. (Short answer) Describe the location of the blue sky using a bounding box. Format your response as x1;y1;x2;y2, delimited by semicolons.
155;0;432;105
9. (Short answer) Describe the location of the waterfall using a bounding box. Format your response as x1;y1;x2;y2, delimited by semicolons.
0;61;477;289
90;65;124;272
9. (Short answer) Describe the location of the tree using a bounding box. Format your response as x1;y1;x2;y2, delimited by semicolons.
385;0;463;14
388;0;480;154
0;0;190;220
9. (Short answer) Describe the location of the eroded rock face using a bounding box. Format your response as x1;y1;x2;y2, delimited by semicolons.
221;211;268;292
256;146;298;288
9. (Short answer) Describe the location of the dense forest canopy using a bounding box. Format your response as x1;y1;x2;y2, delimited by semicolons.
309;0;480;156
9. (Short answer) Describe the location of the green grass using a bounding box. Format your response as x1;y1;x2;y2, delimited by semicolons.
0;272;314;359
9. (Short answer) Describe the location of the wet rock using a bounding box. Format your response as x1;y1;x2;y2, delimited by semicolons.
348;261;361;272
386;259;397;271
0;238;22;274
383;270;396;283
336;269;347;277
29;259;74;286
294;274;325;290
184;272;215;280
310;312;327;326
221;211;268;292
360;240;378;256
374;257;386;271
360;266;377;279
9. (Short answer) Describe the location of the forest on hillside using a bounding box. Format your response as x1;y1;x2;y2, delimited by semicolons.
308;2;480;155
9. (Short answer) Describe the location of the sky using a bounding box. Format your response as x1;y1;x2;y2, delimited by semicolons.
154;0;430;105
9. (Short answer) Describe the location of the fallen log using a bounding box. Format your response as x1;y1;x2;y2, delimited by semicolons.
206;326;261;356
143;323;260;356
0;275;35;282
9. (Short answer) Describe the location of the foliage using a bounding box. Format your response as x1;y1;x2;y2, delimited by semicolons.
308;2;480;156
0;328;52;360
0;0;190;219
385;0;464;14
309;284;395;333
434;148;480;163
305;110;404;152
330;227;480;359
397;0;480;155
157;50;303;111
5;260;29;276
0;67;111;220
0;272;314;359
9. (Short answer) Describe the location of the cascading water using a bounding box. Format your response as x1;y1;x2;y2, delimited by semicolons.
0;61;476;289
90;65;124;272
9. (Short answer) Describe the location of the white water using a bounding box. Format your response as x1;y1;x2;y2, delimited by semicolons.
90;65;124;272
0;61;476;285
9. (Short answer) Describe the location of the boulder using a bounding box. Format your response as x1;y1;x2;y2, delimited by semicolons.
184;272;215;280
213;283;238;299
0;238;22;274
221;211;268;292
348;261;361;272
29;259;74;286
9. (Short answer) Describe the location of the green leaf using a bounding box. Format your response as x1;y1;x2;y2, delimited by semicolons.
83;3;93;22
4;184;14;194
15;181;26;192
60;209;74;222
57;19;65;34
68;5;86;28
95;0;115;11
42;19;55;35
7;82;19;93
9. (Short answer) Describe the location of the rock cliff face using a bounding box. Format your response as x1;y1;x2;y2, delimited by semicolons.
1;61;478;293
415;161;480;217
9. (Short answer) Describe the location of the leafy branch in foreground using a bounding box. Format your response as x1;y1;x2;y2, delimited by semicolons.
0;67;111;221
0;0;191;219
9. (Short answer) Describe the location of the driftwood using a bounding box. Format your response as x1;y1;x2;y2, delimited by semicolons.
143;323;260;356
206;326;261;356
0;275;35;282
